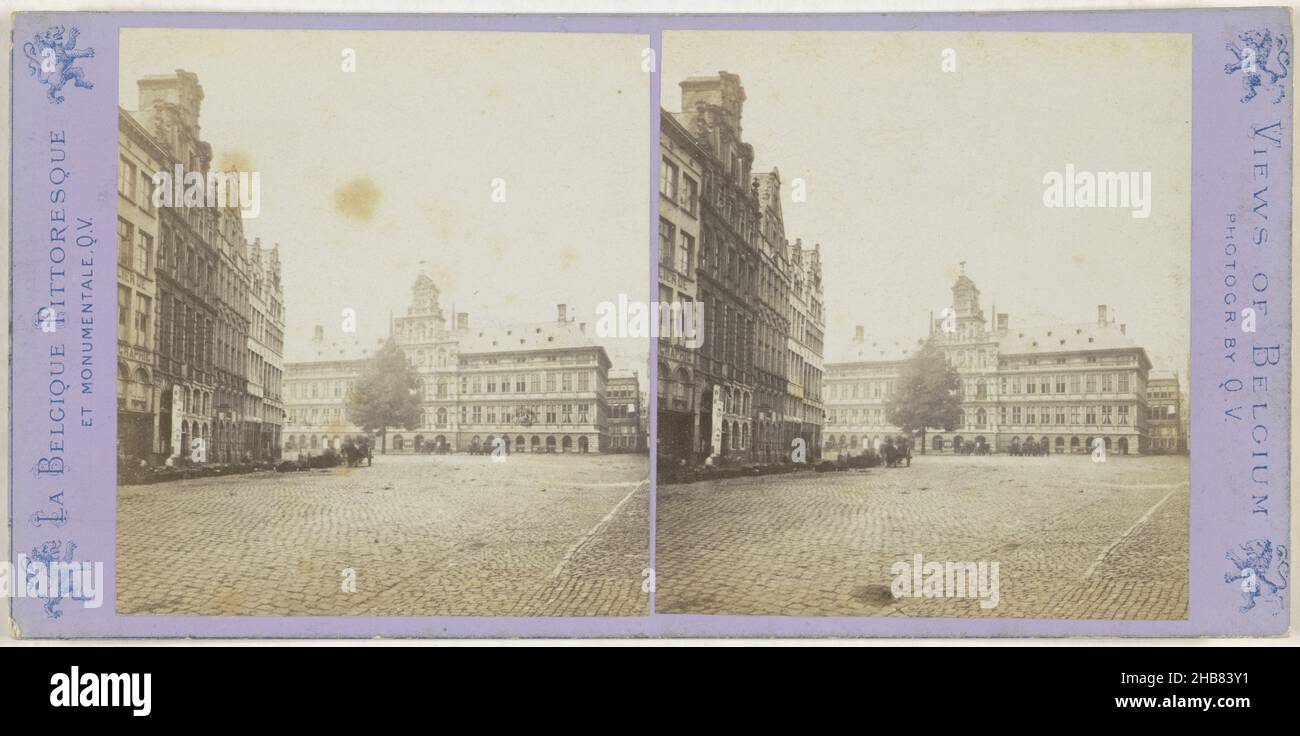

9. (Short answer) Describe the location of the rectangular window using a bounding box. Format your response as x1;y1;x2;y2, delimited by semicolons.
578;404;589;423
118;158;136;199
659;219;675;267
140;170;155;212
1102;405;1113;424
118;286;130;328
1055;376;1066;393
659;158;678;200
1086;406;1097;424
135;231;153;273
546;372;556;392
562;404;573;423
1085;375;1097;392
1102;374;1114;392
682;175;698;216
134;293;151;346
1040;377;1050;394
1012;407;1022;424
117;218;134;267
1070;374;1081;393
530;373;541;392
677;232;694;276
1118;373;1129;392
577;371;589;391
472;406;482;423
1118;405;1129;425
487;406;496;423
562;372;573;391
486;376;496;393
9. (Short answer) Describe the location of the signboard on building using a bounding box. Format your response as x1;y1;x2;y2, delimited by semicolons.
710;385;724;457
170;391;184;458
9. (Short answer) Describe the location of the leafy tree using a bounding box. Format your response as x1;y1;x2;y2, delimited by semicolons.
885;338;962;454
346;338;422;454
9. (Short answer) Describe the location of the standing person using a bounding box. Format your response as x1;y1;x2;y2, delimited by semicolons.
365;437;374;467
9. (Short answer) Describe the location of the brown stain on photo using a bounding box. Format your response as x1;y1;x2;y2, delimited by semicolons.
559;246;579;270
215;149;254;172
333;177;381;221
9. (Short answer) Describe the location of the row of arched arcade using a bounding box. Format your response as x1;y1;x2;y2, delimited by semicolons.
822;433;1139;455
284;433;602;454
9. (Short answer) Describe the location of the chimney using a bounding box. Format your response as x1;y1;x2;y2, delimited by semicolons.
854;325;865;343
1120;323;1127;335
456;312;469;330
1097;305;1108;325
579;322;587;334
997;313;1009;331
312;325;324;343
557;304;567;323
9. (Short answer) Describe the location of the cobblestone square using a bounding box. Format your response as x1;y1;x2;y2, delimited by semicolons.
118;454;649;617
657;455;1188;619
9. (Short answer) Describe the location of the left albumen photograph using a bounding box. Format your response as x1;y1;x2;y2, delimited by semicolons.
115;28;651;616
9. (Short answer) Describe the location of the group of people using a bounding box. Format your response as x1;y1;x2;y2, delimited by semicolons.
340;437;374;467
1008;438;1051;456
880;436;913;467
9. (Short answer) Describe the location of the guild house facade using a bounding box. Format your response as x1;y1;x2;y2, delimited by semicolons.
656;72;826;466
283;272;634;455
824;268;1177;456
116;70;286;464
1146;371;1185;453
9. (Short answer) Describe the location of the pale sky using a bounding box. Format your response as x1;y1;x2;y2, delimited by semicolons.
121;29;650;372
663;31;1191;378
